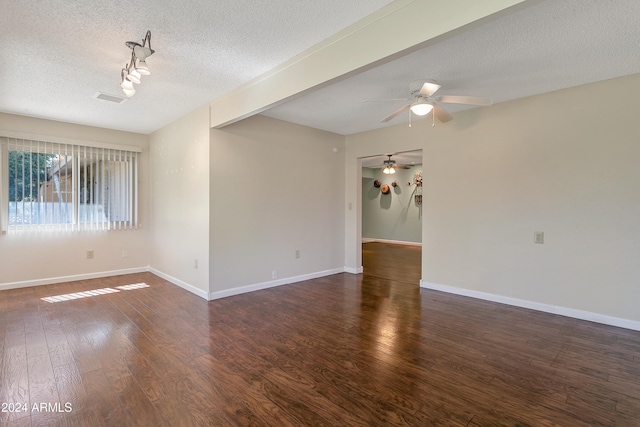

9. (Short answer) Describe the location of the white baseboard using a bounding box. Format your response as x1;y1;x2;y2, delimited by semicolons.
208;268;345;301
362;238;422;247
344;266;363;274
0;267;150;292
420;280;640;332
0;265;346;303
148;267;209;300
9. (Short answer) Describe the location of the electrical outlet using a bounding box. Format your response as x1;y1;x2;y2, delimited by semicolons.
534;231;544;244
122;249;128;258
272;270;278;279
86;250;94;259
194;259;199;269
295;249;300;259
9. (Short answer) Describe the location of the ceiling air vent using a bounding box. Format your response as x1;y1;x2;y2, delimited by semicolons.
94;91;127;104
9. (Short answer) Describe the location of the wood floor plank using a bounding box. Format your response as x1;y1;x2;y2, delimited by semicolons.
3;415;33;427
52;362;86;415
25;309;67;426
234;307;435;421
0;313;30;425
2;243;640;425
112;374;170;427
80;368;132;426
232;332;415;425
191;353;306;427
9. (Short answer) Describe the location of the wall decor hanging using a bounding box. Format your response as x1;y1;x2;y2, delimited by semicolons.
413;171;423;187
381;184;390;194
409;171;423;205
373;180;381;188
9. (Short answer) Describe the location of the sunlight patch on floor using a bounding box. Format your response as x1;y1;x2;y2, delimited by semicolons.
41;282;149;303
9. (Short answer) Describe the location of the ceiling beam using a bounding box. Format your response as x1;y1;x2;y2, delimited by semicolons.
210;0;538;129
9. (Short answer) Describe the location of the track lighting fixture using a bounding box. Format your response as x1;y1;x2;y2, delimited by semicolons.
120;30;155;97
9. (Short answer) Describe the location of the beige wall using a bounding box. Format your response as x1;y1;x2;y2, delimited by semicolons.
346;73;640;324
210;115;345;294
0;113;150;288
4;71;639;327
148;104;210;295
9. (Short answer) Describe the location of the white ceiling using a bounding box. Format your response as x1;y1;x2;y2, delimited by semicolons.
263;0;640;135
0;0;393;134
1;1;639;136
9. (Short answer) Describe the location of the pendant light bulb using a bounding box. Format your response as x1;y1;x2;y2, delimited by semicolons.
136;59;150;76
127;68;141;84
120;77;134;91
122;87;135;97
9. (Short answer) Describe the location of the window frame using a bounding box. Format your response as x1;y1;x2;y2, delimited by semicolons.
1;133;141;233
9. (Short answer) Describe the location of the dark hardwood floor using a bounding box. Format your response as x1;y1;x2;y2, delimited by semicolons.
1;243;640;425
362;241;421;284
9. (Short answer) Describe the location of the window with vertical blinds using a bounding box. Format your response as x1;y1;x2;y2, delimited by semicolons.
0;137;139;233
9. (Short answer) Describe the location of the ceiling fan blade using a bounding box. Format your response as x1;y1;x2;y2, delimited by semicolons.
419;82;441;97
437;95;492;106
381;104;411;123
433;103;453;122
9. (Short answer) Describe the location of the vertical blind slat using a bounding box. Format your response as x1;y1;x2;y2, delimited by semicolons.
117;150;122;230
101;147;106;231
55;142;60;231
134;152;138;229
129;151;133;230
106;148;111;231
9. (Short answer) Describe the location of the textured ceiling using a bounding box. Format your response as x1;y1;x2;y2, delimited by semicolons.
1;1;639;136
0;0;393;134
263;0;640;135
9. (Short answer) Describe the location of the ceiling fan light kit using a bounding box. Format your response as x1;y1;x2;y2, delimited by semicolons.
120;30;155;98
381;80;492;125
409;100;433;116
381;154;410;174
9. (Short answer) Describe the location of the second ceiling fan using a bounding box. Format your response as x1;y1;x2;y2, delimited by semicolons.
381;80;492;124
381;154;410;174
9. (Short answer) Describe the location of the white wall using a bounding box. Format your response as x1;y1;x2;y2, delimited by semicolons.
148;104;210;296
362;166;422;244
0;113;150;288
346;73;640;325
210;115;345;294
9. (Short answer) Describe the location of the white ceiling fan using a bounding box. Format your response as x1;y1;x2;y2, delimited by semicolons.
380;80;493;123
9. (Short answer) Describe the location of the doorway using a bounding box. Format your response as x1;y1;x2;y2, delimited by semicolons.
360;150;422;284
